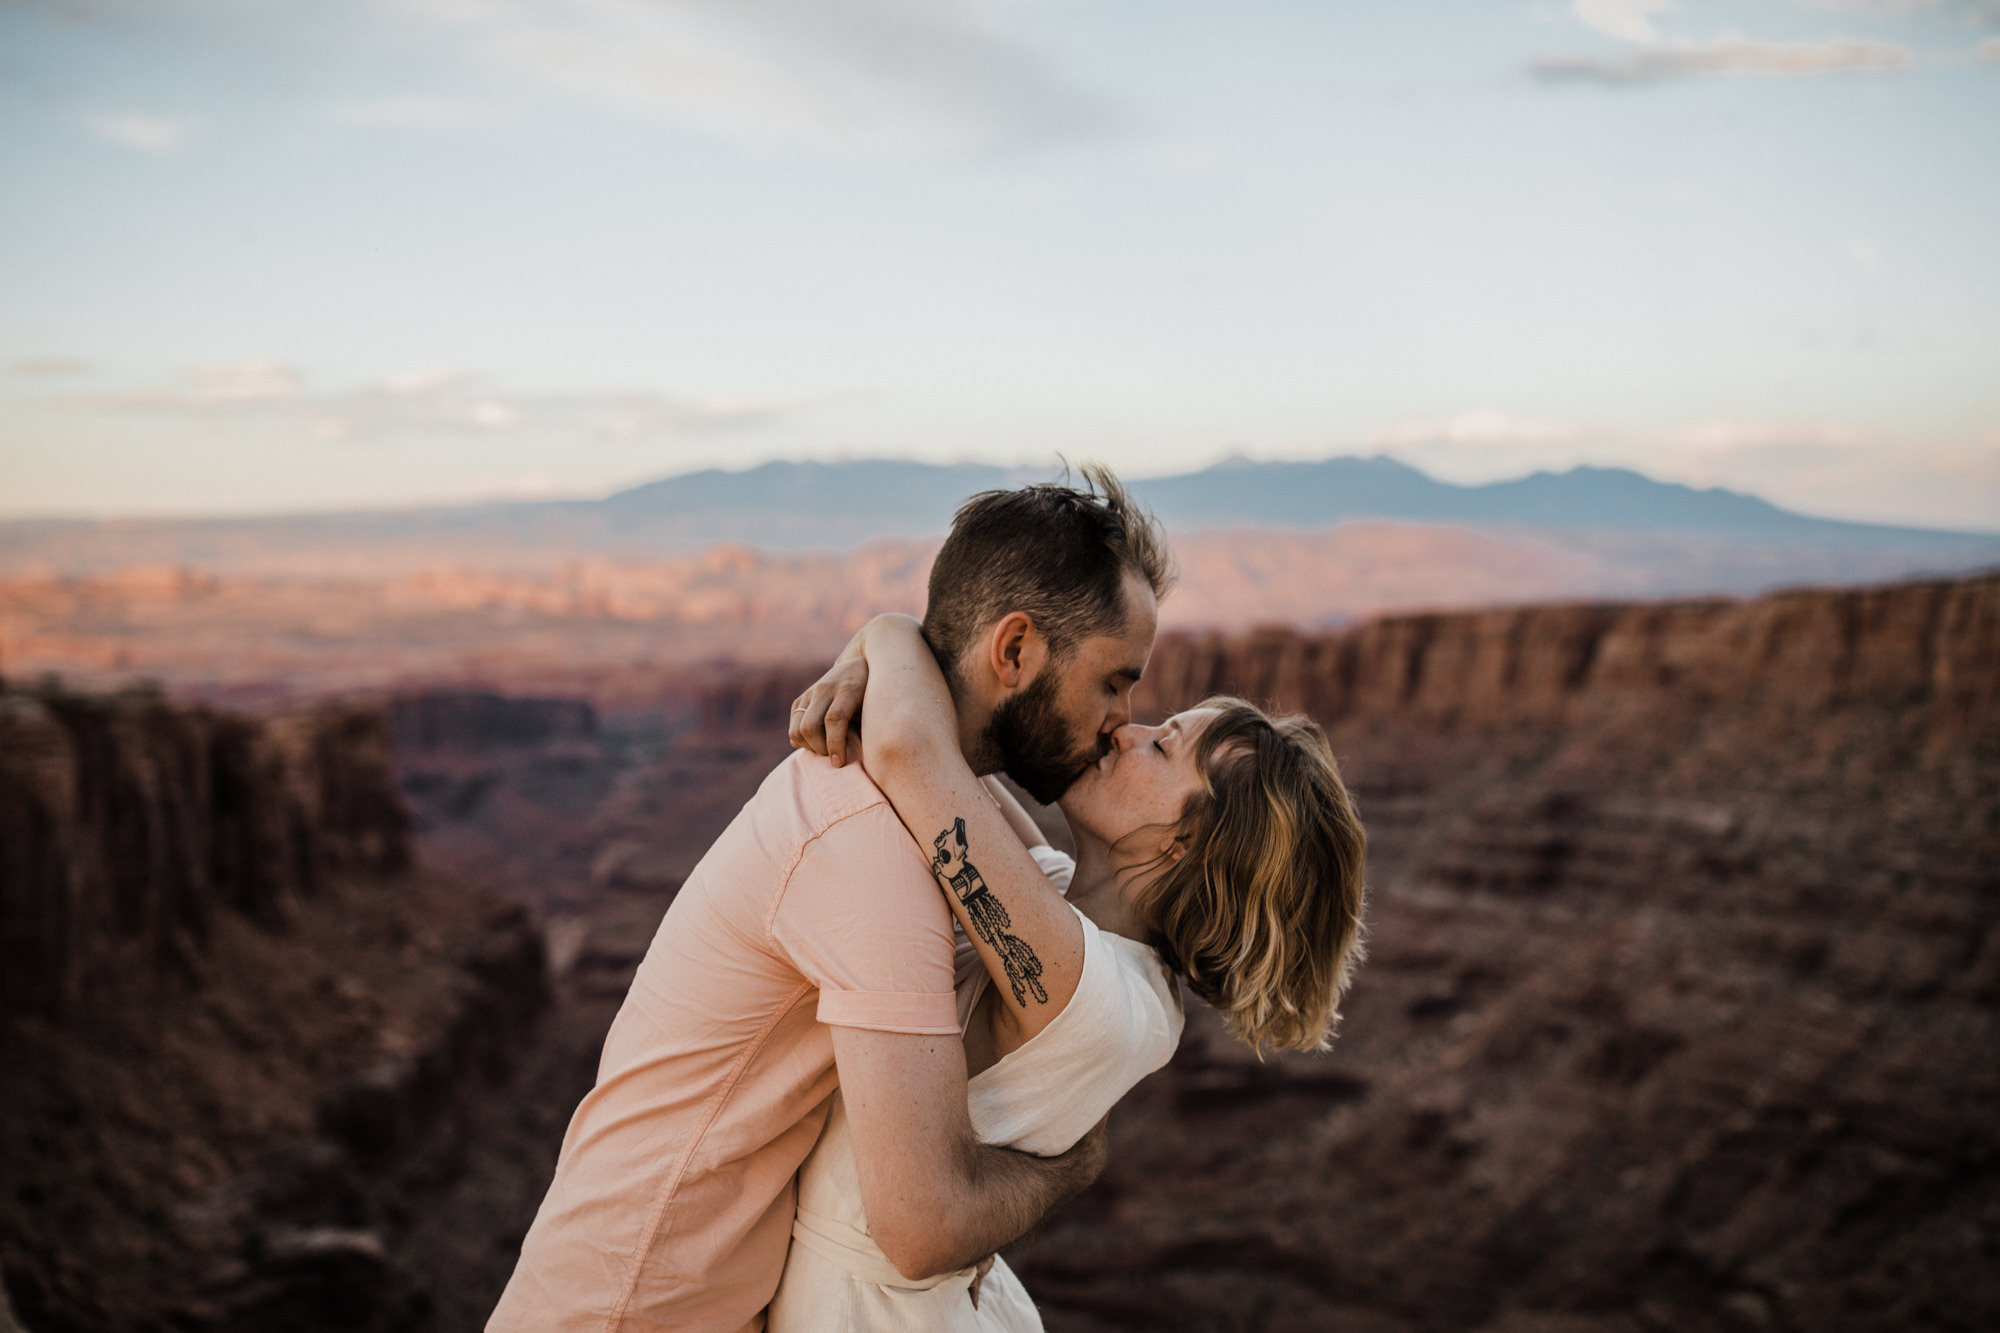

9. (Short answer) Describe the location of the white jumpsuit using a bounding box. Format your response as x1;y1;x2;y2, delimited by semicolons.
766;848;1184;1332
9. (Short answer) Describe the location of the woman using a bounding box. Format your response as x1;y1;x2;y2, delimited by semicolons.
767;615;1367;1331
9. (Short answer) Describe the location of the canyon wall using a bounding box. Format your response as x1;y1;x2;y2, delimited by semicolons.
1004;572;2000;1331
0;686;548;1332
368;571;1999;1330
0;687;412;1019
1138;571;1997;765
14;523;1961;710
5;571;1994;1331
389;691;599;755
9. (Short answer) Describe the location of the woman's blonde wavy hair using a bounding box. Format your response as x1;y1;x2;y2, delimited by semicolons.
1128;697;1367;1055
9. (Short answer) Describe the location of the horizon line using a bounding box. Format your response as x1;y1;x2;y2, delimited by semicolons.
2;452;1994;540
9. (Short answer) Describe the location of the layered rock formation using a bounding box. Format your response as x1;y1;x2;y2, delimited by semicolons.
389;691;599;755
1;686;411;1019
7;569;1993;1330
1004;573;2000;1331
0;521;1791;709
0;685;548;1331
365;571;1997;1330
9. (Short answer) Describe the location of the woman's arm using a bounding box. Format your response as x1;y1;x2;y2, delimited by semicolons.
982;775;1052;853
789;622;871;767
848;615;1086;1047
793;663;1052;856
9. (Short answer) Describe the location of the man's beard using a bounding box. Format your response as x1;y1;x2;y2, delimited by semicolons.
987;668;1102;805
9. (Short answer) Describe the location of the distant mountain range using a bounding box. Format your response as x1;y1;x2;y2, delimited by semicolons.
3;455;1996;581
6;457;1999;697
609;455;1992;550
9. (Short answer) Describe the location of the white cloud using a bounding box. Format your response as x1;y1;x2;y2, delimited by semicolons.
8;355;92;378
1575;0;1672;44
332;95;504;129
1371;411;1605;487
1796;0;1944;13
1365;413;2000;528
71;362;801;442
1981;37;2000;59
1667;428;2000;531
1361;410;2000;529
90;360;305;410
467;398;520;429
1375;409;1598;449
187;361;305;404
85;111;198;152
1370;411;1887;485
378;369;476;396
1534;38;1911;83
1655;417;1875;454
390;0;1123;155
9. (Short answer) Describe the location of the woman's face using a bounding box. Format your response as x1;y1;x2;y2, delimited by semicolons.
1058;707;1221;856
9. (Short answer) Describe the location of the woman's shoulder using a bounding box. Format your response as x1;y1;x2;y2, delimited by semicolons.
1001;908;1184;1069
965;911;1184;1154
1093;923;1186;1035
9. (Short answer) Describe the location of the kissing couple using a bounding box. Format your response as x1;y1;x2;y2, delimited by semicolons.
490;465;1367;1330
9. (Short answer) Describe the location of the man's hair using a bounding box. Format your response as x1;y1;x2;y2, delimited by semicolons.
1131;698;1368;1055
922;463;1175;678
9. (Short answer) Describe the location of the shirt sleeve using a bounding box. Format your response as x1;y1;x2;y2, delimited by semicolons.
964;912;1186;1156
770;802;962;1035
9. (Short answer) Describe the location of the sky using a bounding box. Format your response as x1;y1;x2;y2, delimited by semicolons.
1;0;1996;530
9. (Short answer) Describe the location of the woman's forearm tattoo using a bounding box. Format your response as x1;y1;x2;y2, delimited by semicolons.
930;816;1048;1007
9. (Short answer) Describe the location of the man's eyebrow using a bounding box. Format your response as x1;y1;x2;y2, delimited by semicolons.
1112;666;1143;684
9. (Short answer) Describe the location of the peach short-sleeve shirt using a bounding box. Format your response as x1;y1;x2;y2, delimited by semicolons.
489;751;959;1333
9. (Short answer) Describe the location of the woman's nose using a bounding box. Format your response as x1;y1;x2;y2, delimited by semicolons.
1110;722;1155;751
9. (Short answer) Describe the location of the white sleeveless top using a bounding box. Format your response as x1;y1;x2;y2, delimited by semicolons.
766;847;1184;1332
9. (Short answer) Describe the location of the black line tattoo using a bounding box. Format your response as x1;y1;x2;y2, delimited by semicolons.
930;816;1048;1008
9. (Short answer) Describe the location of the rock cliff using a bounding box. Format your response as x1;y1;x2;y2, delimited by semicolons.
380;572;1996;1330
0;685;548;1332
389;691;599;754
1136;571;1997;766
7;569;1993;1331
1;686;411;1020
1006;572;2000;1331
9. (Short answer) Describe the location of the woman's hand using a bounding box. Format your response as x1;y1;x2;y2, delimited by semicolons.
789;654;869;767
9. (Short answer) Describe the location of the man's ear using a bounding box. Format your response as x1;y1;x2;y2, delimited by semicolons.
986;611;1047;691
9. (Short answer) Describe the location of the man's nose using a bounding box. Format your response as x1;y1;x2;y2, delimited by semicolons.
1103;694;1134;735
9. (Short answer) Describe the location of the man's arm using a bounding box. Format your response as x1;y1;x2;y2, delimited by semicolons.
833;1024;1106;1280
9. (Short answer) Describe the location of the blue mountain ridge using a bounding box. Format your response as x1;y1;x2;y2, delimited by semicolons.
3;456;1994;582
598;455;1993;550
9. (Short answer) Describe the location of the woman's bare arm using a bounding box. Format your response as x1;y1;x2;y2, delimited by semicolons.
794;671;1050;854
789;629;1056;856
982;775;1052;853
840;615;1085;1044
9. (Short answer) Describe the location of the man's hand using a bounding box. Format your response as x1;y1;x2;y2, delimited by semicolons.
832;1026;1109;1280
790;655;869;766
969;1255;996;1310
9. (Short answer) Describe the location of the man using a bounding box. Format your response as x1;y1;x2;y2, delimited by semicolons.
489;465;1173;1331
